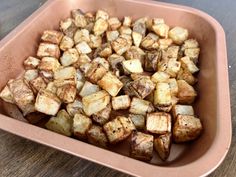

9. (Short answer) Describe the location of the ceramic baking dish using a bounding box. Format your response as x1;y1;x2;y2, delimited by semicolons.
0;0;231;176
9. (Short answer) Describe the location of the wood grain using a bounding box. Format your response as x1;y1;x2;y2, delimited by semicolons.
0;0;235;177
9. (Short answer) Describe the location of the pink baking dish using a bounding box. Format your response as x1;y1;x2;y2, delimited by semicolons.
0;0;231;176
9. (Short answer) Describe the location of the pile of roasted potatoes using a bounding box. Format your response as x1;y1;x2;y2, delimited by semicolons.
0;9;203;162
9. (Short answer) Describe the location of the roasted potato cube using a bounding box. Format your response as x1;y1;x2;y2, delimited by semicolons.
85;12;95;23
93;18;108;36
177;80;197;104
129;97;154;115
57;84;76;103
41;30;63;44
165;59;181;78
130;73;151;81
88;34;102;48
162;46;180;60
120;34;133;47
132;31;142;47
154;133;171;161
141;33;159;50
29;76;47;94
146;112;171;134
79;81;100;97
177;68;197;85
23;56;40;69
158;38;173;49
0;85;14;103
122;59;143;74
73;113;92;139
112;95;131;110
54;66;76;80
82;90;110;116
133;19;146;37
8;79;35;115
103;118;126;144
172;104;194;121
87;125;108;148
183;39;199;49
123;16;132;27
98;72;123;96
46;82;57;94
86;63;107;84
95;10;109;20
108;54;125;76
144;50;161;71
119;26;132;35
151;71;170;83
37;43;60;59
38;57;61;73
108;17;121;30
60;48;79;66
92;57;110;70
152;23;169;38
130;131;153;161
92;103;111;125
80;63;92;75
71;9;87;28
180;56;199;74
74;29;90;44
94;43;112;58
117;116;136;135
59;18;77;38
154;82;172;112
53;79;75;88
45;109;72;136
184;48;200;64
130;77;155;99
35;89;61;115
129;114;145;130
76;41;92;54
24;69;39;82
111;36;130;55
60;36;74;51
167;78;178;96
106;30;119;42
125;46;145;63
66;98;84;117
73;54;91;68
169;26;189;45
173;115;202;142
120;76;136;96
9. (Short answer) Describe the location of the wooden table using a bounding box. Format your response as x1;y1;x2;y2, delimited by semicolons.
0;0;235;176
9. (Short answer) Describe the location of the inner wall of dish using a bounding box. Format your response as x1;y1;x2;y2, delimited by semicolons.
0;0;217;166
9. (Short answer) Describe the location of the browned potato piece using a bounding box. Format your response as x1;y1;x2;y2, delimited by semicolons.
144;50;161;71
162;46;180;60
66;98;84;117
92;57;109;70
122;59;144;74
133;18;146;37
29;76;47;94
173;115;202;143
125;46;145;63
87;125;108;148
151;71;170;83
92;104;111;125
165;59;181;78
76;41;92;54
108;54;125;76
132;31;142;47
167;78;178;96
184;48;200;64
41;30;63;44
158;38;173;50
8;79;35;115
85;63;107;84
112;95;131;110
74;29;90;44
37;43;60;59
154;133;171;161
123;16;132;27
57;84;76;103
130;131;153;161
129;114;145;130
35;89;61;116
45;82;57;94
180;56;199;74
172;104;194;121
120;76;136;97
60;48;79;66
177;80;197;104
71;9;87;28
154;82;172;112
59;18;77;38
177;68;197;85
0;84;14;104
73;54;91;69
130;73;151;81
23;56;40;69
129;97;154;115
146;112;171;134
79;81;100;97
82;90;110;116
108;17;121;30
95;10;109;20
119;26;132;35
140;33;159;50
89;34;102;48
106;30;119;42
169;26;188;45
24;69;39;82
98;72;123;97
111;36;130;55
93;18;108;36
130;77;155;99
45;109;72;136
73;113;92;139
117;116;136;134
152;23;169;38
94;43;112;58
60;36;74;51
54;66;76;81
